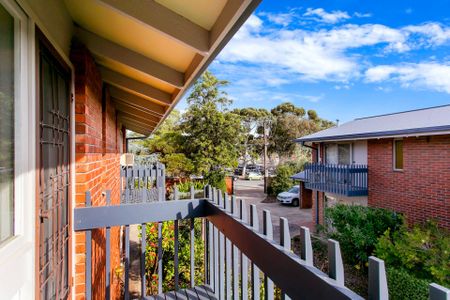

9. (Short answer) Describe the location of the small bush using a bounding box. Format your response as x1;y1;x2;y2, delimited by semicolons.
386;267;429;300
204;170;226;192
175;180;207;193
268;161;305;195
375;221;450;286
325;204;403;266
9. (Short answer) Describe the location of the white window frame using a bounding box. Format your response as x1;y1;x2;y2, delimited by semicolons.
393;139;404;171
0;0;35;299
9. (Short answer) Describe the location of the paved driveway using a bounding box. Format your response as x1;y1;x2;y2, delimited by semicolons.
234;179;313;243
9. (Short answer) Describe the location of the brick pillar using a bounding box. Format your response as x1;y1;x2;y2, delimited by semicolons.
71;42;123;300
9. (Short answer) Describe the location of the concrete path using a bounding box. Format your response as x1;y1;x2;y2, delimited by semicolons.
234;179;313;243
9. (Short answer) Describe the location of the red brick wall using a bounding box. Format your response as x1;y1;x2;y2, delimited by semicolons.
311;192;325;227
368;136;450;229
300;182;312;209
71;43;124;300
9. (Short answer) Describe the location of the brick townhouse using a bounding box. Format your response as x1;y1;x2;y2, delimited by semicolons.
295;105;450;229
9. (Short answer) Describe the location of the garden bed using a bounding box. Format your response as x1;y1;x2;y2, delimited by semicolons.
292;235;369;298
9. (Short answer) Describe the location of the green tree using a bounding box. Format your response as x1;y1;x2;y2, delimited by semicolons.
268;102;334;161
137;110;194;177
180;71;244;179
233;107;271;176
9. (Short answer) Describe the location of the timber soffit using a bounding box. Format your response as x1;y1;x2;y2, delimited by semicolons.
68;0;261;135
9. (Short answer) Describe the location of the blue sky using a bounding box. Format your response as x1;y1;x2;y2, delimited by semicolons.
179;0;450;123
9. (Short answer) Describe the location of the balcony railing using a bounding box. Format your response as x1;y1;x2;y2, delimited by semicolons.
73;164;448;300
304;163;368;197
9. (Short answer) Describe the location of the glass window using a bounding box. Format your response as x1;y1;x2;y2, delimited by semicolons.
338;144;351;165
0;3;15;244
394;140;403;170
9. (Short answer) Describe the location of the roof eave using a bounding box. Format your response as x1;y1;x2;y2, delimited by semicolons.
296;126;450;143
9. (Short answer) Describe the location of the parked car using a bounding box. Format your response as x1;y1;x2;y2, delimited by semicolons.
245;172;263;180
277;185;300;206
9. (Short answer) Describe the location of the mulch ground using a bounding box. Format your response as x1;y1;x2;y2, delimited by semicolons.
292;234;368;299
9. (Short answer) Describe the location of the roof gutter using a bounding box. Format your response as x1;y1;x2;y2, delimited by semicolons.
295;126;450;144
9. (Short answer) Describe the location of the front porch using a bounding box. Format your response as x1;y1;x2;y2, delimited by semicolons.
74;164;448;300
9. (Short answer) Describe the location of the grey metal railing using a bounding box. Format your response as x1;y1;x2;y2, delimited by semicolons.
74;164;449;300
304;163;368;196
120;163;165;204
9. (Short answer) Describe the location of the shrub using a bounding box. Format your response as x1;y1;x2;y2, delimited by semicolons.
386;267;429;300
174;180;207;193
204;170;227;192
325;204;403;266
141;220;205;294
268;161;305;196
375;221;450;286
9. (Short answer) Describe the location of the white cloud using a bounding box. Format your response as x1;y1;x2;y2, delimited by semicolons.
219;13;450;85
404;23;450;47
303;8;350;24
259;11;297;27
354;12;372;18
365;63;450;93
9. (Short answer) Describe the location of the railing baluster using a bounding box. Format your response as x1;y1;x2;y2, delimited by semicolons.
279;217;291;300
174;219;179;290
218;195;226;300
231;196;239;300
429;283;450;300
239;199;249;300
250;204;260;300
124;224;130;300
368;256;388;300
174;185;179;201
300;226;313;265
85;191;92;300
191;185;195;200
190;218;195;287
105;191;111;300
226;234;232;299
141;222;147;297
224;193;232;299
213;212;220;299
208;219;214;288
328;239;344;286
158;222;163;294
263;210;274;300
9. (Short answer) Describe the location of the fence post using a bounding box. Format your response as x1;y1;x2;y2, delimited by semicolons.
368;256;388;300
300;226;313;265
430;283;450;300
174;185;179;201
327;239;344;286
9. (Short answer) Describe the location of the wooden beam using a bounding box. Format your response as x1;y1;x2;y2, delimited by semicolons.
123;122;151;136
118;113;158;129
113;100;161;123
99;0;209;54
100;67;172;106
109;85;166;116
119;116;155;133
75;27;184;88
118;111;159;126
210;0;255;48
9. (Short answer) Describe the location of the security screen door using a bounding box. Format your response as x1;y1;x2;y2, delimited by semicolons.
37;34;71;300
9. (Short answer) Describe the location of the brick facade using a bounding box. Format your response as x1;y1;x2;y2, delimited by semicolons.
71;43;124;300
368;136;450;229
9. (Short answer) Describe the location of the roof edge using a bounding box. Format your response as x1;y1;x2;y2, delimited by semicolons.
296;125;450;143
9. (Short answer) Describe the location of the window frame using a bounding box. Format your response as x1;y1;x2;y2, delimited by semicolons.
324;142;353;165
393;139;404;171
0;0;36;269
